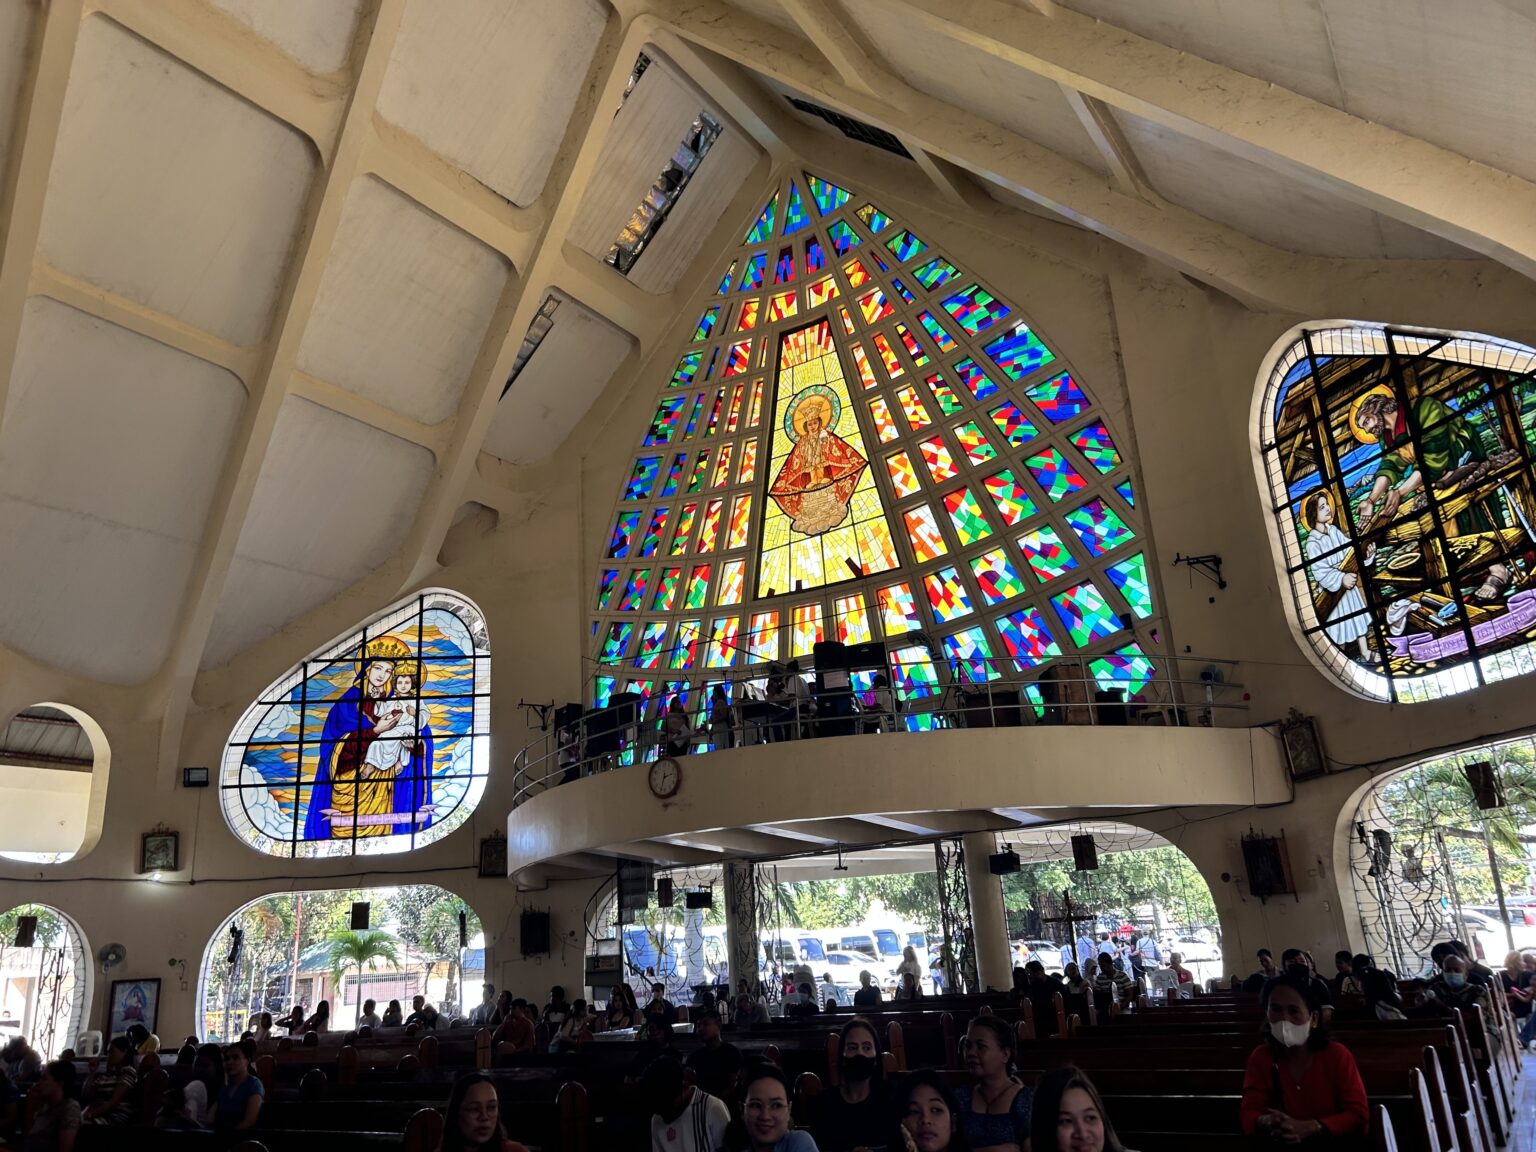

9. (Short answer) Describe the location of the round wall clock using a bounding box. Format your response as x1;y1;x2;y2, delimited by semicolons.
648;756;682;800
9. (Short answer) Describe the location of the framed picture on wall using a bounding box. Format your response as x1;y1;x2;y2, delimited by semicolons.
479;834;507;878
107;978;160;1039
1279;713;1327;782
140;830;178;873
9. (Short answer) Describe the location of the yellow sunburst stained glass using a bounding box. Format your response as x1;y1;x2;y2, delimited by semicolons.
756;318;900;598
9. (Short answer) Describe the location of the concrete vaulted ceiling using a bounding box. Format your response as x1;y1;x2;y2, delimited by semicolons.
0;0;1533;762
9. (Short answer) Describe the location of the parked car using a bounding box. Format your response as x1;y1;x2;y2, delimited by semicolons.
1170;936;1220;964
1014;939;1065;972
822;950;881;993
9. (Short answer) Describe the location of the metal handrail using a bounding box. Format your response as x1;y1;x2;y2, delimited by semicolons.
510;653;1247;809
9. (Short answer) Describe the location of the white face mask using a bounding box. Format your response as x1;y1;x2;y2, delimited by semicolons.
1271;1019;1311;1048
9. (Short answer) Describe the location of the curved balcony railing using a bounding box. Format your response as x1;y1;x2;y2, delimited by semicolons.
511;653;1246;809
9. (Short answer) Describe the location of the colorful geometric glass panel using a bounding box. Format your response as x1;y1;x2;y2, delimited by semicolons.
903;504;948;561
660;453;686;497
745;194;777;243
923;566;974;622
624;456;661;500
742;252;766;291
804;235;826;273
599;621;633;664
855;203;892;233
608;509;640;557
896;323;929;367
885;229;927;263
916;310;958;353
924;373;964;416
1050;581;1120;648
982;469;1038;526
669;503;697;555
807;172;851;216
890;277;915;305
940;284;1010;335
706;617;740;667
954;421;996;465
692;308;720;342
943;626;999;682
723;340;752;377
716;260;737;295
636;621;668;669
843;258;872;289
834;593;872;645
738;439;759;483
736;297;760;331
644;395;687;445
756;318;899;597
717;559;745;606
1115;478;1135;507
953;358;999;402
873;333;904;380
919;436;957;482
1025;448;1089;502
1018;524;1078;580
1070;420;1122;474
1064;497;1135;557
670;620;701;669
885;450;922;498
995;606;1062;670
1024;372;1089;422
747;611;779;662
912;257;959;291
688;452;711;493
639;507;669;557
943;485;994;545
897;387;931;432
685;564;712;610
768;290;798;322
652;567;680;611
774;246;795;284
711;442;734;488
1089;644;1156;695
869;396;900;443
807;275;839;308
1105;552;1153;619
672;350;703;386
969;548;1026;604
595;568;618;611
850;343;878;390
877;581;921;635
791;603;824;657
827;219;861;257
782;181;810;235
987;400;1038;447
727;493;752;549
984;322;1055;381
857;286;894;325
697;498;723;552
889;645;939;700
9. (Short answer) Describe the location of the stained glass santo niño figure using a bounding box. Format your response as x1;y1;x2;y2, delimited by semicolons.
768;385;869;535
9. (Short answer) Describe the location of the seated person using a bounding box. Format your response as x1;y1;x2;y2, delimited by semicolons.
683;1008;742;1102
25;1060;80;1150
1093;957;1137;1003
1241;948;1279;993
783;982;821;1018
280;1005;306;1035
540;986;571;1030
550;999;593;1051
441;1071;530;1152
852;970;881;1008
181;1043;224;1128
1;1038;41;1089
125;1024;160;1056
81;1037;138;1125
214;1041;264;1133
357;998;382;1030
812;1017;887;1152
1240;972;1367;1142
381;999;404;1028
154;1084;196;1130
732;990;770;1027
302;1000;330;1033
1031;1064;1133;1152
468;984;499;1028
644;982;678;1026
405;995;440;1030
733;1062;815;1151
955;1016;1031;1151
818;973;841;1008
1427;951;1497;1036
893;1068;967;1152
493;999;537;1052
892;972;922;1002
644;1055;729;1152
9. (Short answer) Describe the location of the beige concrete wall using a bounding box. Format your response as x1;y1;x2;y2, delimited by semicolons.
4;178;1535;1036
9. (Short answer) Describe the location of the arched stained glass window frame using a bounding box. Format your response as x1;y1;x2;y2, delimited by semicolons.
593;172;1165;731
1254;321;1536;703
220;589;491;858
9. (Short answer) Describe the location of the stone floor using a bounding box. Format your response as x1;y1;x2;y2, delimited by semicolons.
1512;1051;1535;1150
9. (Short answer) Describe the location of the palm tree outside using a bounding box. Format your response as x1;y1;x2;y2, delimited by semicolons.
327;929;401;1022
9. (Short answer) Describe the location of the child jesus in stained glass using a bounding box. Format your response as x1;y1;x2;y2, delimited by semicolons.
769;389;868;535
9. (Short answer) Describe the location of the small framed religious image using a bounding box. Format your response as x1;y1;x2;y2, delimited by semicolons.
140;830;178;873
479;834;507;878
108;978;160;1039
1279;712;1326;782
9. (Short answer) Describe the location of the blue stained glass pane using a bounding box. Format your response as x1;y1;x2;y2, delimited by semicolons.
983;322;1056;380
806;172;852;215
741;252;767;291
782;181;810;235
827;220;861;257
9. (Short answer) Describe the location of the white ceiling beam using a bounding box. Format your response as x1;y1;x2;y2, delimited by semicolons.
154;0;407;782
887;0;1536;280
553;243;670;351
759;817;897;847
1058;86;1149;200
0;0;87;438
606;839;722;866
652;30;796;163
662;828;807;856
93;0;346;155
637;0;1356;312
29;260;258;384
288;370;447;457
776;0;882;97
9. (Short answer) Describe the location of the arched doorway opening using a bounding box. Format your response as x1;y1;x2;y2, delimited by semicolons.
197;884;483;1042
0;703;111;863
0;904;90;1058
1348;734;1536;974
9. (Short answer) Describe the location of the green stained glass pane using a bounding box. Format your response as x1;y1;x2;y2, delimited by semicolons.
1106;552;1153;619
981;469;1037;526
995;606;1062;670
595;569;618;611
917;311;958;354
912;257;959;291
623;456;661;500
599;621;633;664
660;454;686;497
1025;372;1089;422
987;400;1038;447
741;252;767;291
652;567;681;611
827;219;861;257
806;172;852;215
1024;447;1088;502
885;229;928;263
636;621;669;670
592;675;616;707
940;283;1011;335
969;548;1026;604
954;421;996;465
685;564;711;610
1018;524;1078;580
1050;581;1120;648
1089;644;1156;695
942;486;994;546
618;569;649;610
608;509;641;557
745;194;777;243
691;308;720;343
855;203;893;233
1064;497;1136;557
1115;479;1135;507
715;261;736;295
889;644;939;700
669;621;701;669
670;351;702;387
924;373;965;415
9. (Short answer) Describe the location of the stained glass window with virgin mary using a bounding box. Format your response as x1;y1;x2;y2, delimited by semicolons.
220;590;491;858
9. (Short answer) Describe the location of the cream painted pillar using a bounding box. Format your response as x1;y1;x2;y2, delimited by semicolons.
962;831;1012;991
724;860;759;996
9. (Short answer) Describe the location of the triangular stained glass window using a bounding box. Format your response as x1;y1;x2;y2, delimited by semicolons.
782;181;811;235
856;203;893;233
744;194;777;244
806;172;851;216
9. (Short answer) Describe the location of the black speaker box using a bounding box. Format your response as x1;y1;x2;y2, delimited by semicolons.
1071;834;1099;872
989;850;1020;875
1242;833;1295;900
685;889;713;909
844;641;887;670
656;877;674;906
520;910;551;956
350;902;370;931
812;639;848;669
1463;761;1506;810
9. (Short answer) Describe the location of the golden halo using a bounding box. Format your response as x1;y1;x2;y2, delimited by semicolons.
790;391;835;438
361;635;424;685
1298;485;1341;532
1348;384;1395;445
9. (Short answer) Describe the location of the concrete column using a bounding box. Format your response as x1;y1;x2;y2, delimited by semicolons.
962;831;1012;991
723;860;758;996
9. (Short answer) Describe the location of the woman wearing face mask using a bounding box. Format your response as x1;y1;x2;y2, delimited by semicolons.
893;1069;969;1152
1428;953;1499;1040
1029;1066;1132;1152
1239;972;1367;1143
812;1017;887;1152
954;1016;1031;1152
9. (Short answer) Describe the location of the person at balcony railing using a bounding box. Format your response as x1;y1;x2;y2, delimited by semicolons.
662;698;694;757
857;673;898;734
709;685;735;750
764;664;794;742
558;724;581;784
787;660;815;738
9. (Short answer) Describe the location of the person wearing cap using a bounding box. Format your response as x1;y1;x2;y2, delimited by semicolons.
468;983;498;1028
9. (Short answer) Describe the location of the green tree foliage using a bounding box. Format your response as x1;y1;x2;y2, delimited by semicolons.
385;887;481;1016
327;930;401;1013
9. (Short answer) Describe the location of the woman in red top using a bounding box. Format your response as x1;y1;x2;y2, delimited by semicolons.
1240;971;1368;1143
